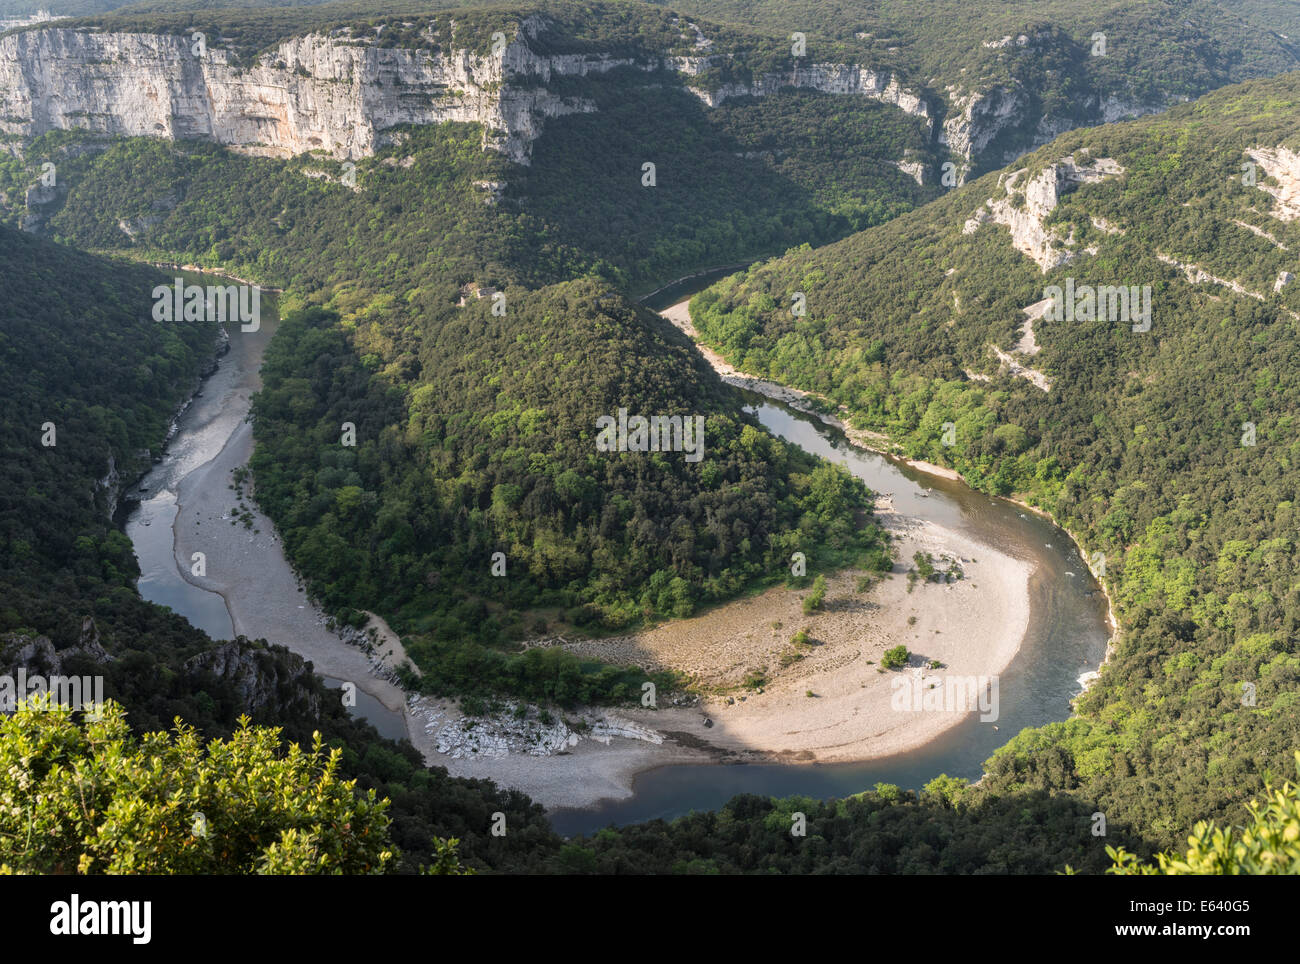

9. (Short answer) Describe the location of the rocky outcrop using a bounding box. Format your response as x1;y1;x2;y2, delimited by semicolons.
939;58;1171;180
1155;252;1300;321
963;154;1125;271
0;617;112;679
72;617;111;664
987;299;1052;393
690;61;930;126
1246;146;1300;222
940;85;1026;179
0;11;58;32
1234;218;1287;250
184;638;323;719
0;26;615;164
0;633;62;678
96;452;121;517
896;151;926;185
409;695;663;760
19;176;62;231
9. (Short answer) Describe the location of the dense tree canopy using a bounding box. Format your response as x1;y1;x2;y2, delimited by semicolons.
688;71;1300;853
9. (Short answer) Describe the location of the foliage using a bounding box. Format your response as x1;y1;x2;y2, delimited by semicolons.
880;644;909;670
0;700;399;874
7;0;1300;876
802;573;826;614
649;0;1300;174
691;69;1300;852
1105;754;1300;874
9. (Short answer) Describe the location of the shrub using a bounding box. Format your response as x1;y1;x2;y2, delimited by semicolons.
880;645;910;669
802;574;827;614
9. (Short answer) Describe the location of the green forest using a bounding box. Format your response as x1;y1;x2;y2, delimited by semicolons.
688;69;1300;854
251;290;885;703
8;108;901;697
4;0;1300;876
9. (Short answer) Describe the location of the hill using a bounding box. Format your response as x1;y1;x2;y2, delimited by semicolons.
689;68;1300;848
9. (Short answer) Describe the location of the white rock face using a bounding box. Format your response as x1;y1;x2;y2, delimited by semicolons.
689;61;930;126
0;23;938;168
940;85;1026;175
965;155;1125;271
896;154;926;185
1246;146;1300;221
0;27;637;164
940;86;1169;179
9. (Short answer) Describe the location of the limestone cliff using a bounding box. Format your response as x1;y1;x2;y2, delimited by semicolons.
0;13;1208;183
0;18;933;167
0;25;611;164
689;61;930;127
962;155;1125;271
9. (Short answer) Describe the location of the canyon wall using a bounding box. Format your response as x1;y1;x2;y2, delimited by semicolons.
0;22;937;166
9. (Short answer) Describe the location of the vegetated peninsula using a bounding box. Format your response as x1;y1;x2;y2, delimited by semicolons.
2;0;1299;876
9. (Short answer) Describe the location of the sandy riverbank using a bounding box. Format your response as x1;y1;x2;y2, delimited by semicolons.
560;520;1027;766
159;295;1038;814
172;412;414;725
398;298;1035;809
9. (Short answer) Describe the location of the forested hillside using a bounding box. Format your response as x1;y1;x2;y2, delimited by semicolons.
652;0;1300;174
6;100;896;697
0;225;570;874
7;91;932;289
0;225;212;629
0;165;1126;879
251;288;884;703
688;69;1300;851
5;0;1300;876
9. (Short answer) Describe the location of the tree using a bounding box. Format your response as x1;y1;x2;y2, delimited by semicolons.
881;645;910;669
0;699;424;875
1104;754;1300;875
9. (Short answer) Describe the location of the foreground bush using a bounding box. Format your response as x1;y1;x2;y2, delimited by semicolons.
1104;754;1300;875
0;699;414;874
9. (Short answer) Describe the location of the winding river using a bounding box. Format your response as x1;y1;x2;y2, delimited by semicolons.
124;275;408;742
547;273;1113;834
122;268;1112;836
550;388;1110;834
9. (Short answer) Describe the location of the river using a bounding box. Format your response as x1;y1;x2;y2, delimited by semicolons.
545;274;1113;834
124;274;408;742
121;268;1111;835
549;387;1110;833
